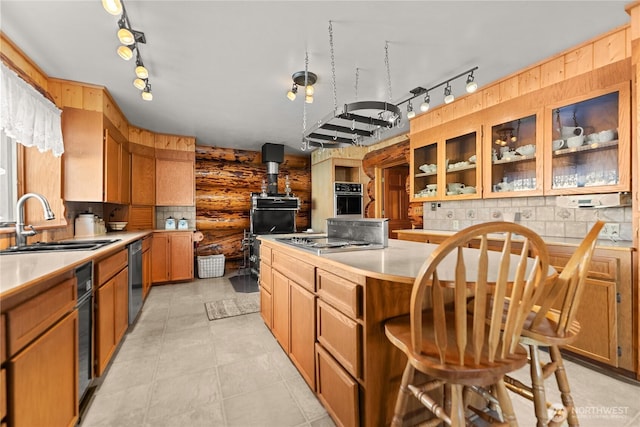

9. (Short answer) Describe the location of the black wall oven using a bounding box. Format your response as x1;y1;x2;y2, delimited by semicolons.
334;182;363;218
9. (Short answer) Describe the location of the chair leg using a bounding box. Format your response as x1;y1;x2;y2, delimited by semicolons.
392;362;415;427
495;379;518;427
549;345;579;427
529;344;550;427
450;384;465;426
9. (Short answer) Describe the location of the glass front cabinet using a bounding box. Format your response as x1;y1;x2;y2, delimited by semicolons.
483;110;543;198
411;117;482;201
410;82;630;201
543;83;630;195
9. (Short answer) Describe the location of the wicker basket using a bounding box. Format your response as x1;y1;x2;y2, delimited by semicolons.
197;254;225;278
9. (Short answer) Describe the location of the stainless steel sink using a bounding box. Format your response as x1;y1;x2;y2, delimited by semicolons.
0;238;121;255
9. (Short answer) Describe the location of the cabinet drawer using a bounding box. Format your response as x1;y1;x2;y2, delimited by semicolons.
548;247;618;281
261;245;272;266
260;263;272;293
317;299;361;379
260;287;272;329
317;269;361;319
7;277;76;356
96;248;128;286
316;344;359;427
272;251;315;292
142;235;152;252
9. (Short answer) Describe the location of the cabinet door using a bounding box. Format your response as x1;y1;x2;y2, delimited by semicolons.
289;283;316;389
10;311;78;427
131;151;155;205
120;142;130;204
442;121;482;199
114;267;129;343
315;344;359;427
544;83;631;195
155;158;194;206
169;233;194;281
151;233;170;283
142;247;152;298
271;270;290;352
104;131;120;203
484;110;543;197
96;279;115;376
260;287;272;329
564;278;618;366
411;131;439;200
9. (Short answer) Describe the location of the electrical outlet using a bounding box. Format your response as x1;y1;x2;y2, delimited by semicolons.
452;220;460;230
600;223;620;238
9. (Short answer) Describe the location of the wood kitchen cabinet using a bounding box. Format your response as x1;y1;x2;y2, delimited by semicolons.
95;249;129;376
130;143;155;206
2;270;78;427
547;245;634;370
142;235;152;298
151;231;193;283
411;114;482;201
155;147;195;207
62;107;130;204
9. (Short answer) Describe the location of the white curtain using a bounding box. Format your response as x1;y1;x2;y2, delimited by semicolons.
0;62;64;157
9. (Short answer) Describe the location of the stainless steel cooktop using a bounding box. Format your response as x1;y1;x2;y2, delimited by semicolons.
275;236;384;255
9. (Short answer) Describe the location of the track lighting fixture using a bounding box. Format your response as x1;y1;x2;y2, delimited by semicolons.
406;100;415;119
420;92;430;112
396;67;479;114
102;0;123;15
465;71;478;93
444;83;454;104
286;70;317;103
104;0;153;101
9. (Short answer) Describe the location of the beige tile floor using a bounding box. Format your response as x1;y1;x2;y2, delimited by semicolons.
80;275;640;427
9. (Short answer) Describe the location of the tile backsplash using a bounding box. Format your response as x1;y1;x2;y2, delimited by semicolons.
423;195;633;241
156;206;196;229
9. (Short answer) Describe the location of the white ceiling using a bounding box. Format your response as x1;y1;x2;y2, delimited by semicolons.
0;1;630;155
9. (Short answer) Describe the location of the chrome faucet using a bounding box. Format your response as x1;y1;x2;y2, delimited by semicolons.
15;193;55;247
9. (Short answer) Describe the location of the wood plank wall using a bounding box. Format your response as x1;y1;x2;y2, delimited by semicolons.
195;146;311;269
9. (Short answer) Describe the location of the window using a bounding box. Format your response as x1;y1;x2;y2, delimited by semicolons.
0;130;18;223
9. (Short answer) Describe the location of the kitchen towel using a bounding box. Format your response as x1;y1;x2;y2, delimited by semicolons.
204;293;260;321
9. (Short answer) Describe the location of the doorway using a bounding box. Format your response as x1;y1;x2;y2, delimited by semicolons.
379;163;412;238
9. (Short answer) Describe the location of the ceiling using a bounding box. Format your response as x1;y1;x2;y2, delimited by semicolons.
0;1;630;155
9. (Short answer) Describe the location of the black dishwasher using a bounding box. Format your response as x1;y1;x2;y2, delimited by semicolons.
128;239;143;325
75;261;93;403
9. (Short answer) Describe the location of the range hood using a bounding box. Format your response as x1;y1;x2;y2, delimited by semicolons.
556;193;632;208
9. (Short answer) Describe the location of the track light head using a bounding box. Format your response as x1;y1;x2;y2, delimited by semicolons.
466;72;478;93
406;100;415;119
444;83;454;104
287;84;298;101
142;83;153;101
117;44;134;60
420;93;430;112
133;78;146;90
102;0;123;15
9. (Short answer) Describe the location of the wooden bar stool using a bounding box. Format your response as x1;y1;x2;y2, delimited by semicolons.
504;220;604;426
384;222;551;426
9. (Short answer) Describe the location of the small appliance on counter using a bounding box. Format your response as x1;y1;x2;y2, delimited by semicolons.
75;213;106;237
165;216;176;229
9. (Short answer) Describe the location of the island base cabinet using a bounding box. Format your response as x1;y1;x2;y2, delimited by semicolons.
289;283;316;390
271;270;290;353
315;344;359;427
9;311;78;427
259;287;272;328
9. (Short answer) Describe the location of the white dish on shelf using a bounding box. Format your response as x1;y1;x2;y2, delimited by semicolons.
468;155;476;163
552;139;565;150
515;144;535;156
107;221;127;231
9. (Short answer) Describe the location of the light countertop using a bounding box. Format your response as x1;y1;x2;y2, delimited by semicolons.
394;229;635;251
259;235;555;285
0;231;152;298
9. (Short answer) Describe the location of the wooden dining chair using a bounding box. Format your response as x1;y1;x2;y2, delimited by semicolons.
384;222;551;426
504;220;604;427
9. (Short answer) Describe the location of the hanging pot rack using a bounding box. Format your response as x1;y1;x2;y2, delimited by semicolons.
304;101;401;148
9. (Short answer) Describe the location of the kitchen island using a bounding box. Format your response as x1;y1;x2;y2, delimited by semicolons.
257;234;556;427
